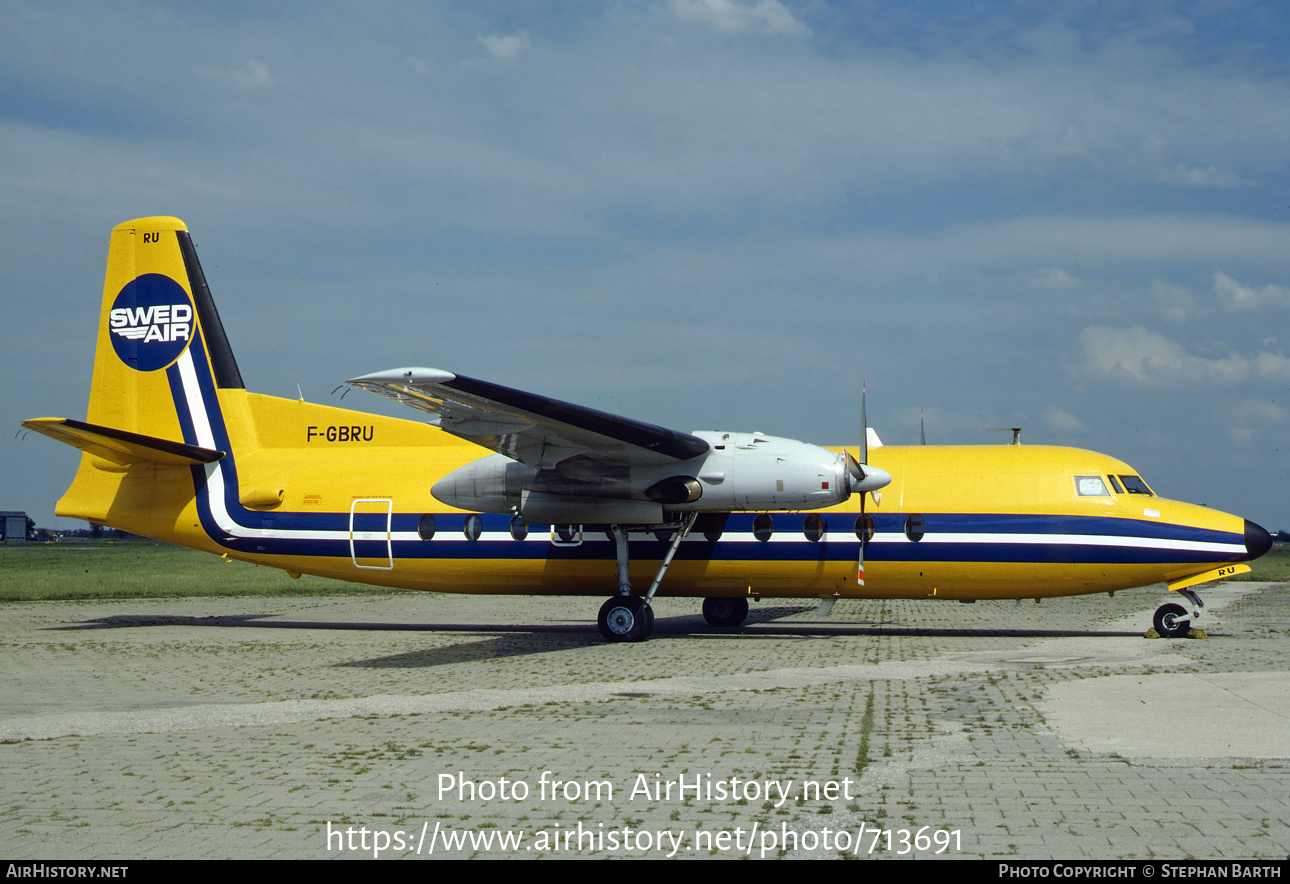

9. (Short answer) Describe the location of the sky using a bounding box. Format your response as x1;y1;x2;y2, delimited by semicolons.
3;0;1288;533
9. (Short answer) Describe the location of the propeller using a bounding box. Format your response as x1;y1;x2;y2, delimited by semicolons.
846;381;891;586
858;385;868;587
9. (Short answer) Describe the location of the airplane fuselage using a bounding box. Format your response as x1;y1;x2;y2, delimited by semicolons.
53;385;1255;603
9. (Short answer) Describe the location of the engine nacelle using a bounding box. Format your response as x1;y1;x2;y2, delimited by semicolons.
675;431;852;512
430;430;889;524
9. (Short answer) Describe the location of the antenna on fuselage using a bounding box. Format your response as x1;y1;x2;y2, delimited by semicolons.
986;427;1022;445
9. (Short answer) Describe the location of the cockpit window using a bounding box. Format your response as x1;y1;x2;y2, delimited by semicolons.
1107;475;1125;494
1075;476;1111;497
1118;475;1153;496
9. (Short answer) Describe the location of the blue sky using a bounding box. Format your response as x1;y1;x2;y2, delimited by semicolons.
3;0;1288;532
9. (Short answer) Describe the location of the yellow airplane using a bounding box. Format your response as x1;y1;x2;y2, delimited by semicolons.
24;217;1274;642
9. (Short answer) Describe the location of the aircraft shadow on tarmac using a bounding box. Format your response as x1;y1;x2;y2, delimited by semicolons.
48;607;1149;668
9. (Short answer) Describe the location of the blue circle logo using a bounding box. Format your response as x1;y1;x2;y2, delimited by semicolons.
108;274;196;371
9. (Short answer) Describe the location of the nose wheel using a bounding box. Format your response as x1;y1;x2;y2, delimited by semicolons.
1153;589;1205;638
1152;602;1191;638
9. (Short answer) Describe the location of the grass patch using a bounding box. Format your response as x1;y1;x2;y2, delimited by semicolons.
1231;545;1290;583
0;539;383;601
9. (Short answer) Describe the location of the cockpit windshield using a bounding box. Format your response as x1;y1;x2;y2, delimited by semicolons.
1117;475;1153;496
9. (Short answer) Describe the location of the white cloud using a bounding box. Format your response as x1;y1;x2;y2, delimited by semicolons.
1155;162;1255;188
479;32;530;64
1045;406;1085;435
668;0;809;37
1214;270;1290;311
1078;326;1290;387
1034;268;1080;289
199;59;274;90
1227;399;1288;446
1230;399;1289;426
1251;351;1290;379
1152;278;1206;322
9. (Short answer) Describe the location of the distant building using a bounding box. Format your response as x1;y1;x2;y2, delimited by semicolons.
1;512;31;542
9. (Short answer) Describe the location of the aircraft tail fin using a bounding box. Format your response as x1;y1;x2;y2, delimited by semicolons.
82;216;244;440
28;217;256;530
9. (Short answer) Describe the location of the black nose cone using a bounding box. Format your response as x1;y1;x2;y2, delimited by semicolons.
1245;520;1273;561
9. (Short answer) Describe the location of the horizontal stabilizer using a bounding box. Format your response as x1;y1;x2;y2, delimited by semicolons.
22;418;224;467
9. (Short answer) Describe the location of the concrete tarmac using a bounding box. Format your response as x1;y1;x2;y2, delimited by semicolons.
1;581;1287;860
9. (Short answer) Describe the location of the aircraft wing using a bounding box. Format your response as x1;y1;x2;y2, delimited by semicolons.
347;368;711;469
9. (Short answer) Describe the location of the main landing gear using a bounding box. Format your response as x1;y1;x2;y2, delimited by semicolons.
702;596;749;628
1153;589;1205;638
597;514;698;643
598;592;751;641
598;595;654;642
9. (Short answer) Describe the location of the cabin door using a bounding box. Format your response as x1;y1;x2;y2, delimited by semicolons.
350;498;393;571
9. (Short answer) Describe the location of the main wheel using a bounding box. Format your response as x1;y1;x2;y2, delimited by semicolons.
702;596;749;628
1153;602;1191;638
598;596;653;642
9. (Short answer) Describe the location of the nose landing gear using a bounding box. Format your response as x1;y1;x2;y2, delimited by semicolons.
1152;602;1191;638
1152;588;1206;639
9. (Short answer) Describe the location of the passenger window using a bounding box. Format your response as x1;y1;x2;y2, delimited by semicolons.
753;513;774;543
417;514;436;541
903;514;925;542
463;514;483;541
1075;476;1110;497
854;513;875;543
509;515;528;541
803;514;825;543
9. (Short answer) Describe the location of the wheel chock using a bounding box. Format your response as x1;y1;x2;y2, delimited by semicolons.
1143;626;1208;639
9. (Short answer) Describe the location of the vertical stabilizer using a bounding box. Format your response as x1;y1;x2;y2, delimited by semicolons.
88;216;243;439
27;217;254;533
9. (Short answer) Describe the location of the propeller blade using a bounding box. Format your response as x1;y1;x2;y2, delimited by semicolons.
861;381;868;464
858;380;868;586
857;498;866;586
846;449;863;481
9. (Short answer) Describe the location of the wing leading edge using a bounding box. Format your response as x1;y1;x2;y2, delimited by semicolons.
347;368;710;469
